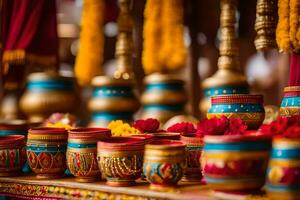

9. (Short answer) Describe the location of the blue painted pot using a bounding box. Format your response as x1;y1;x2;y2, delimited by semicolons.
88;76;140;127
26;128;68;179
207;94;265;129
280;86;300;117
266;136;300;200
141;74;187;124
20;72;79;123
202;135;271;192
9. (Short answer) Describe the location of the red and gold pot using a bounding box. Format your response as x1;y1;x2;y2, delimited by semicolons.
0;135;26;176
27;128;68;179
97;137;145;186
280;86;300;117
67;128;111;182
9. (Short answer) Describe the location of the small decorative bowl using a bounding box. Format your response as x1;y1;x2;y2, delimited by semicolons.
207;94;265;129
202;135;271;192
152;132;180;140
143;140;186;191
280;86;300;117
97;137;145;186
266;136;300;200
0;135;26;176
180;133;203;182
27;127;68;179
67;128;111;182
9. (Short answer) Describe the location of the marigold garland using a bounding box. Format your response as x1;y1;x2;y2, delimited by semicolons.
142;0;186;74
290;0;300;51
74;0;104;86
276;0;291;52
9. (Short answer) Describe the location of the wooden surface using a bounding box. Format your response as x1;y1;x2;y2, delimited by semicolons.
0;175;269;200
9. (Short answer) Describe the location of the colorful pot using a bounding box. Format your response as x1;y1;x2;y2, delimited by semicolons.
280;86;300;117
143;140;186;191
88;76;140;127
207;94;265;129
266;136;300;200
97;137;145;186
67;128;111;182
0;135;26;176
180;133;203;182
152;132;181;140
202;135;271;192
27;128;68;179
140;73;187;124
20;72;79;123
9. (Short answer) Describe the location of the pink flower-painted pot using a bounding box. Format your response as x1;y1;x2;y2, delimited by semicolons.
27;127;68;179
0;135;26;176
152;132;180;140
67;128;111;182
202;134;272;192
180;133;203;182
97;137;145;186
143;140;186;191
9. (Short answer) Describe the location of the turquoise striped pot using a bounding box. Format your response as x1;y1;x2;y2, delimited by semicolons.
141;74;187;124
67;128;111;182
20;72;79;123
266;136;300;200
202;135;271;192
88;76;139;127
280;86;300;117
26;128;68;179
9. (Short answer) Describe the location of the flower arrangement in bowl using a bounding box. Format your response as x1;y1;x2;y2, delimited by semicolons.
261;116;300;200
97;137;145;186
201;116;272;193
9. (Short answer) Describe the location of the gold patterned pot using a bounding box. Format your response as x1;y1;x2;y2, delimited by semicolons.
97;137;145;186
27;128;68;179
140;73;187;124
180;133;203;182
143;140;186;191
280;86;300;117
67;128;111;182
266;136;300;200
0;135;26;176
207;94;265;129
20;72;79;123
88;76;140;127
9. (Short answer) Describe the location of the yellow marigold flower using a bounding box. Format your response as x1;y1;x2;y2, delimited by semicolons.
108;120;140;136
46;122;73;130
290;0;300;51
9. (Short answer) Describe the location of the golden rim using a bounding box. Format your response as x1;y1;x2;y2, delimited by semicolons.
91;76;134;87
144;73;184;84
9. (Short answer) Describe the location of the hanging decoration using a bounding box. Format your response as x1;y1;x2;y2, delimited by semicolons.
254;0;278;51
142;0;186;74
74;0;104;86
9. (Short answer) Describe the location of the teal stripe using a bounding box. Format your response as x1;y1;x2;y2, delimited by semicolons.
204;141;271;151
205;176;263;183
271;148;300;159
208;103;264;113
27;145;66;152
0;130;27;135
143;104;184;111
266;183;300;192
27;80;73;91
281;96;300;107
204;86;249;97
93;87;133;97
68;143;96;148
146;83;183;91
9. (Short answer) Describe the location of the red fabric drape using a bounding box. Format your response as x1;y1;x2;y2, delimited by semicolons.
1;0;58;67
289;53;300;86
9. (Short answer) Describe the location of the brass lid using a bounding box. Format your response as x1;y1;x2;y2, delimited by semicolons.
27;72;74;82
144;73;184;85
91;75;134;87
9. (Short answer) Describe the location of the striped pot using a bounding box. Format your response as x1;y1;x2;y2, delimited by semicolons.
280;86;300;117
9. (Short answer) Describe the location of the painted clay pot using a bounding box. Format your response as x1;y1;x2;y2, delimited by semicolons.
97;137;145;186
20;72;79;123
88;76;140;127
67;128;111;182
266;136;300;200
27;127;68;179
152;132;181;140
180;133;203;182
207;94;265;129
0;135;26;176
202;135;271;192
143;140;186;191
0;120;28;136
140;73;187;124
280;86;300;117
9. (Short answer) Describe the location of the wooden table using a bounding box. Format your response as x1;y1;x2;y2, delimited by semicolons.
0;175;267;200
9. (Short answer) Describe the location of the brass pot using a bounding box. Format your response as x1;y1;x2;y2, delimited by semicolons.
20;72;79;123
88;76;140;127
140;73;187;124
